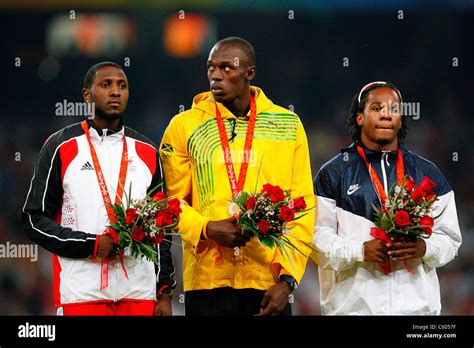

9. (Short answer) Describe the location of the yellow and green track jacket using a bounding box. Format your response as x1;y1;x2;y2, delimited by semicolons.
160;86;314;292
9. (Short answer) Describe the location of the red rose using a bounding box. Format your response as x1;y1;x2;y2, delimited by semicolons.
419;176;436;192
424;190;436;202
270;185;285;203
411;187;426;203
156;211;174;227
104;227;119;244
292;197;307;211
125;208;139;226
404;178;417;192
149;232;164;244
257;220;269;234
152;191;167;202
246;196;257;210
167;198;182;217
419;216;434;235
279;205;295;222
261;184;286;203
131;226;146;242
261;183;275;194
394;210;411;228
370;227;391;243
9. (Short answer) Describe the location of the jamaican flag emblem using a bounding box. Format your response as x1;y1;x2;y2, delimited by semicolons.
161;143;174;159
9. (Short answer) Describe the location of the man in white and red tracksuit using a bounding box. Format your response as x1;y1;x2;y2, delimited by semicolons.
22;62;175;315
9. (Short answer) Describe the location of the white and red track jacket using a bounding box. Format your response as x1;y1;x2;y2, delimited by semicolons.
22;119;176;308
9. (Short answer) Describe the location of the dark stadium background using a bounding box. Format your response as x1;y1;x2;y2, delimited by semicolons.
0;0;472;315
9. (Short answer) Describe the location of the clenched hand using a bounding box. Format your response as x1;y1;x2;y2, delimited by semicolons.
206;218;253;248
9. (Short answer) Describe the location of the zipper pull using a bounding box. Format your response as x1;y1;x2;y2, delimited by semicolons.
101;129;108;143
382;152;390;167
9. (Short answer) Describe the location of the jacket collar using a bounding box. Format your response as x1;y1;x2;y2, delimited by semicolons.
86;118;124;139
343;141;407;163
191;86;274;119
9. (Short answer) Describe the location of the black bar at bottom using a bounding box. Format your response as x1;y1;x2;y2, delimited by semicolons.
0;315;472;346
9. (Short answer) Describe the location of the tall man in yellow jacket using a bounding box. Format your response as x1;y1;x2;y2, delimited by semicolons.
160;37;314;315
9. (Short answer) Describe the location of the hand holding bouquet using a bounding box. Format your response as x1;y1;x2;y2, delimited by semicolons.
105;184;182;265
371;175;444;274
231;183;314;270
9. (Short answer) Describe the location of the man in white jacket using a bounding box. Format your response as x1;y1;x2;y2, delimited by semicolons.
23;62;175;315
314;81;462;315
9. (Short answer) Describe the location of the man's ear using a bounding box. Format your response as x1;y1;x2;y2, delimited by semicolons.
82;88;91;103
356;112;364;127
246;66;256;82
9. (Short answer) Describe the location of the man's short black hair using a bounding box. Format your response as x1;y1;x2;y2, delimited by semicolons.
215;37;256;67
83;61;123;89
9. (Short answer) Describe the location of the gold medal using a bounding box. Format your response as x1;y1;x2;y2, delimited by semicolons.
228;202;241;217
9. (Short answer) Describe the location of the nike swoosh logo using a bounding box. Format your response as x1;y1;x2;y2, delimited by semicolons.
347;185;361;195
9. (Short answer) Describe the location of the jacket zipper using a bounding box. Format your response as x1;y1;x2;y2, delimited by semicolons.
381;151;393;312
103;130;118;302
113;259;118;302
108;136;118;302
381;152;389;196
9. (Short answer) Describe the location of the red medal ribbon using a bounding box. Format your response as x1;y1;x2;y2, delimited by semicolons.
356;145;404;205
213;95;256;264
81;121;129;289
357;145;414;275
215;95;257;200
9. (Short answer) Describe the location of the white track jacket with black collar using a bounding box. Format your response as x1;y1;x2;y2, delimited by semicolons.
22;120;176;308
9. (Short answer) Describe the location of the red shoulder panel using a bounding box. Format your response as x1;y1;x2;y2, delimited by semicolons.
59;139;78;182
135;140;156;176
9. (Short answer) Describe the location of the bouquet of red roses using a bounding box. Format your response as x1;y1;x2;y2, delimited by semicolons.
231;183;314;264
105;184;182;265
371;175;444;274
